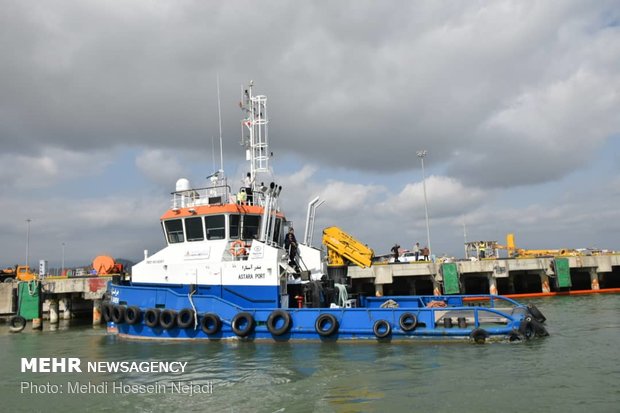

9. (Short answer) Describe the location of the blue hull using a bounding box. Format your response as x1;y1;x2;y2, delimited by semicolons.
106;283;547;342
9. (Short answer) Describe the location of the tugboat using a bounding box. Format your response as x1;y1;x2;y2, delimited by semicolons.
103;82;548;343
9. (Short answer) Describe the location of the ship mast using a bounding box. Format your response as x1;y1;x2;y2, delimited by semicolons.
241;81;269;190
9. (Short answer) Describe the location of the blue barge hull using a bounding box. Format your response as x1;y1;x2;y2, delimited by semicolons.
105;283;548;343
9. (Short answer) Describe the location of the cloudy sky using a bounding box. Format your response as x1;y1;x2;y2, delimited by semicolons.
1;1;619;269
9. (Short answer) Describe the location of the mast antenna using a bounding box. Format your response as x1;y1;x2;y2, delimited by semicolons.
217;73;224;172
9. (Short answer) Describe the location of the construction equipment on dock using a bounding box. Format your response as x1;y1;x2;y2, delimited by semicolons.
92;256;124;275
322;226;374;268
0;265;37;283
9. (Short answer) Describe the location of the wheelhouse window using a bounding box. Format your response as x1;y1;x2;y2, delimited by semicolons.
185;217;204;242
205;214;226;240
164;219;184;244
230;214;240;239
242;215;261;240
273;218;282;244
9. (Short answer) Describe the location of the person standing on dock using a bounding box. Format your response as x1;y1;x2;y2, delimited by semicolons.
422;246;429;261
413;242;420;261
391;244;401;263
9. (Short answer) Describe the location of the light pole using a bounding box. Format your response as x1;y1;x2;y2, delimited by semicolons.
61;242;65;276
25;218;32;268
416;150;431;257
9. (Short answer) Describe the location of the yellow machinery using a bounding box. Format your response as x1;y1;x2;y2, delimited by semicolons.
0;265;37;283
322;226;374;268
505;233;577;258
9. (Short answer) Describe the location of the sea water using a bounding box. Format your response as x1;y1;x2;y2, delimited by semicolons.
1;295;618;412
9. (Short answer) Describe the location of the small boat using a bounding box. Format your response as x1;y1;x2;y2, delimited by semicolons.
103;82;548;343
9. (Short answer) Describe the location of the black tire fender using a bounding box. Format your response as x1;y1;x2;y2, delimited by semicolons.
266;310;292;336
101;302;113;322
519;316;535;340
144;308;161;328
470;327;489;344
373;319;392;339
231;312;255;337
125;306;142;325
399;312;418;332
9;315;26;333
160;309;177;330
315;313;339;337
527;304;546;323
200;313;222;335
111;305;126;324
177;308;195;329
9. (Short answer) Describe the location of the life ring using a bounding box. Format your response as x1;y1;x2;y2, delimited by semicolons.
125;306;142;325
177;308;195;329
144;308;161;328
101;302;112;322
315;313;339;337
470;327;489;344
9;315;26;333
111;305;126;324
160;309;177;330
518;316;535;340
200;313;222;335
231;312;255;337
399;312;418;332
229;240;247;257
527;304;546;323
373;319;392;339
266;310;292;336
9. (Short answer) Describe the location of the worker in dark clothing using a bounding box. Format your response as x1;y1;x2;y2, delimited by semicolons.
391;244;400;262
284;228;299;271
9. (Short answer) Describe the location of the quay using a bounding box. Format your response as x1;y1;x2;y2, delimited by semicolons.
2;254;619;331
349;255;620;297
0;276;112;328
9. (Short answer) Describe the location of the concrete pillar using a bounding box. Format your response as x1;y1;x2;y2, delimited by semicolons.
539;271;551;293
432;277;442;296
375;284;384;297
589;268;600;290
93;299;102;326
488;276;498;295
507;275;516;295
60;297;71;320
49;300;59;324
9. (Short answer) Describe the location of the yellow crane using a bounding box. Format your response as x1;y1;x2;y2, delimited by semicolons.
322;226;374;268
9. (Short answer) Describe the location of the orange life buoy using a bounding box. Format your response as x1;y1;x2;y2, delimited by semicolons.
230;240;247;257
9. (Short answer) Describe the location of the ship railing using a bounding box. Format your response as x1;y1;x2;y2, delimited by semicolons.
171;184;232;209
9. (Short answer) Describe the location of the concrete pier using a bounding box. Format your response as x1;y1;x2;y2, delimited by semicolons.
49;299;59;324
60;297;72;320
93;299;102;325
0;276;111;325
348;254;620;296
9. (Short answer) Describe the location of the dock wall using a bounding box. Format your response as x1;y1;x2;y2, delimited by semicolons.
348;255;620;296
